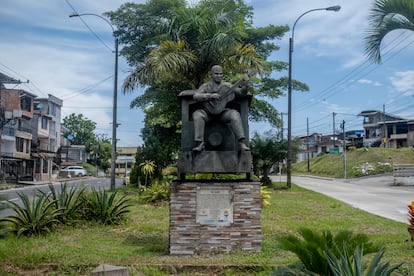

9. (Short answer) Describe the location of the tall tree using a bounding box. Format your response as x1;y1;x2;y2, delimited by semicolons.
106;0;308;168
62;113;96;146
365;0;414;63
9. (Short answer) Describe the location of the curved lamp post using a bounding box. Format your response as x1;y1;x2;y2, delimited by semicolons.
69;13;118;190
286;5;340;188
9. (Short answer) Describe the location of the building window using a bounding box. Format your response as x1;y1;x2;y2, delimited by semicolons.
16;137;24;152
41;117;48;129
50;103;56;116
20;96;32;112
26;139;30;153
43;159;48;173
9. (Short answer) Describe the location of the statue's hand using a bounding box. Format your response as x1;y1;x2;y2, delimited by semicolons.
209;93;221;100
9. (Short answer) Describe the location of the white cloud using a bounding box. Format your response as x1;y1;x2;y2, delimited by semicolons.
389;71;414;93
357;79;382;86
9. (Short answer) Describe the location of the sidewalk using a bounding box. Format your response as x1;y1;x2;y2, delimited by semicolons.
270;174;413;224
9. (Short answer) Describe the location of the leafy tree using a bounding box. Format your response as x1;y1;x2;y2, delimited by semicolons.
250;132;287;186
89;134;112;173
365;0;414;63
105;0;308;169
62;113;97;146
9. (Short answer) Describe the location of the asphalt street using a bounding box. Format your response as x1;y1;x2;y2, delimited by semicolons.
270;174;414;224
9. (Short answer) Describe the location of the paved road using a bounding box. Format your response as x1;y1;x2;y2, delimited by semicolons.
270;174;414;223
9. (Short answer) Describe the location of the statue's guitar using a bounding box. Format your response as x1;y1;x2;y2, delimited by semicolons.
204;69;256;115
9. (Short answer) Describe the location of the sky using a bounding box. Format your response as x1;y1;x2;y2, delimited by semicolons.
0;0;413;147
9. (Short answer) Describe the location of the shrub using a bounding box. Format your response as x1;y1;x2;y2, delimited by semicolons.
38;183;86;225
0;192;63;237
261;185;271;207
275;228;380;275
0;195;7;238
139;179;170;204
325;245;402;276
85;189;131;225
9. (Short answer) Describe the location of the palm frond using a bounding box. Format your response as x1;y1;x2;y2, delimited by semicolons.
365;0;414;63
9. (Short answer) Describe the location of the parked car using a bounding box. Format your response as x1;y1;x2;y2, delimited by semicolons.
123;171;130;185
59;166;88;178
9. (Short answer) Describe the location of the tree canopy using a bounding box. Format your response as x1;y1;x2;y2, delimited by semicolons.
62;113;96;146
105;0;308;168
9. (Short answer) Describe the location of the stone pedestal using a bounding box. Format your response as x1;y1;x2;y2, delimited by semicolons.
169;181;262;255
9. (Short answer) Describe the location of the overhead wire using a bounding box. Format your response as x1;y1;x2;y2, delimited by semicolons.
289;29;414;136
293;30;414;113
64;0;113;53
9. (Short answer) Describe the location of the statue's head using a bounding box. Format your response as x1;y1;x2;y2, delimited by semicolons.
211;65;223;83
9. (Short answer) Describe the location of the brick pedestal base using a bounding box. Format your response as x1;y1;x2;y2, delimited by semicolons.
169;181;262;255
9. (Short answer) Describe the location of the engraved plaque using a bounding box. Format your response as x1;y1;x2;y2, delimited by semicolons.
196;185;233;225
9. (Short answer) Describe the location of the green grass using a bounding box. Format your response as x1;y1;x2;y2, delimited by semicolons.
0;184;412;275
293;147;414;178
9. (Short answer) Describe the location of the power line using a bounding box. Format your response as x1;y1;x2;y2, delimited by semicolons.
293;30;414;113
64;0;114;53
60;75;113;100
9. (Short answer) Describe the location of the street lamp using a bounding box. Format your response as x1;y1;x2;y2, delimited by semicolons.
69;13;119;190
286;5;340;188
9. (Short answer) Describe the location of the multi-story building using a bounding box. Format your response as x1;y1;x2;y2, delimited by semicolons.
1;73;64;183
116;147;137;176
31;94;63;181
358;110;414;148
0;87;36;182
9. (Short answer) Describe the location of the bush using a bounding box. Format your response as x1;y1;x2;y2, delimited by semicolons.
275;228;380;275
0;185;132;237
38;183;86;225
261;185;271;207
0;192;63;237
325;245;402;276
84;188;132;225
139;179;170;204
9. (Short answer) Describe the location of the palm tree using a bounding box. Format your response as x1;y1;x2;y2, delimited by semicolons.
365;0;414;63
123;7;265;91
140;160;156;186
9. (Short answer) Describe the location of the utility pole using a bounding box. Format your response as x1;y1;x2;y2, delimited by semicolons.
280;112;287;140
307;117;310;172
382;104;387;148
341;120;346;179
332;112;336;147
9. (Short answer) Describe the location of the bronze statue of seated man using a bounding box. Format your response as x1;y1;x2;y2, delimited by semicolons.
192;65;250;152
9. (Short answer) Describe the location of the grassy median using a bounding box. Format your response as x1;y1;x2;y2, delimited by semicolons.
0;183;412;275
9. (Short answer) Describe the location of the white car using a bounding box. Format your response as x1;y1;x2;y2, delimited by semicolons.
59;166;88;177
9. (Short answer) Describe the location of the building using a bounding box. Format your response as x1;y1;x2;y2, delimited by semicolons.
0;87;36;182
31;94;63;181
295;133;345;162
358;110;414;148
1;73;64;182
115;147;137;176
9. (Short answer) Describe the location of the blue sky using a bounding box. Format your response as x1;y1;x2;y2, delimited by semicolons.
0;0;413;147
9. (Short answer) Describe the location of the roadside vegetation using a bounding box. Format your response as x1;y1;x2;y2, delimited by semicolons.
293;147;414;178
0;180;412;275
